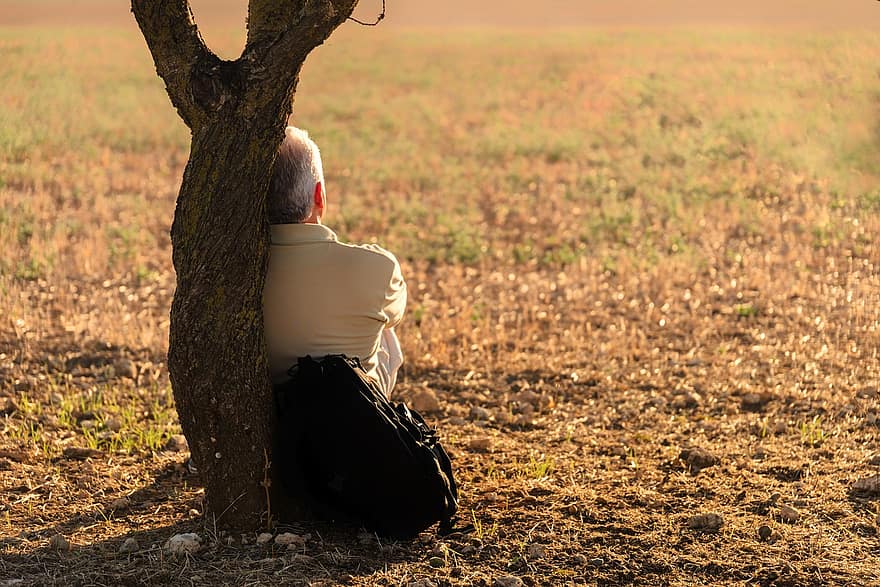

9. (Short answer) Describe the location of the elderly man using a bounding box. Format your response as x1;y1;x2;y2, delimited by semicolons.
263;126;406;397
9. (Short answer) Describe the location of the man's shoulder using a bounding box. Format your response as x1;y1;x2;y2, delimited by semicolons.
332;239;400;269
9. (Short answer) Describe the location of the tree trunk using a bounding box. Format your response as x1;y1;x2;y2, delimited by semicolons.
131;0;359;530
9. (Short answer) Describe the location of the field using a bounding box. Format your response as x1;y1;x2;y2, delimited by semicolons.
2;14;880;587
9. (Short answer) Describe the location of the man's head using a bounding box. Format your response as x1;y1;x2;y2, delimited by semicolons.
267;126;325;224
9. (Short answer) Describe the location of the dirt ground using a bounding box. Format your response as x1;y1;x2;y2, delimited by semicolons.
1;6;880;586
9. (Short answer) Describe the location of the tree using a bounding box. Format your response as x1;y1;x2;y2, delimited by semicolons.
131;0;359;531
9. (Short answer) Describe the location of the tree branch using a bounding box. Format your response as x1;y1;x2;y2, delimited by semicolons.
244;0;359;80
131;0;215;130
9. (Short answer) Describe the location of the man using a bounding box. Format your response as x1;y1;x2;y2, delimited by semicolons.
263;126;406;397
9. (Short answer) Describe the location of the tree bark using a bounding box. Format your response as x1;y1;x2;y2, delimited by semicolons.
131;0;358;530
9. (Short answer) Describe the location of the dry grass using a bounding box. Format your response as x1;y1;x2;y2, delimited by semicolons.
1;22;879;587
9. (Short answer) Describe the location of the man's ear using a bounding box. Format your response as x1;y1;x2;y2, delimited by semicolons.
314;182;324;210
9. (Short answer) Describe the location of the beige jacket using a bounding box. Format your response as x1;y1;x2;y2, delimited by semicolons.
263;223;406;384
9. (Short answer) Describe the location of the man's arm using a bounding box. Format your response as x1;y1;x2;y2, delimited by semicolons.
383;257;407;328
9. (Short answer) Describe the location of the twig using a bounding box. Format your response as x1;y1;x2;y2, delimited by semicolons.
348;0;385;26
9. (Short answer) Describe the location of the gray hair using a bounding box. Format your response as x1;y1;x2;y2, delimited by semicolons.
267;126;324;224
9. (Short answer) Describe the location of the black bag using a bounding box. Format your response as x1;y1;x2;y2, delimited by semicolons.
273;355;458;539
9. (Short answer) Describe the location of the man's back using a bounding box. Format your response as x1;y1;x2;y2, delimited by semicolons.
263;223;406;385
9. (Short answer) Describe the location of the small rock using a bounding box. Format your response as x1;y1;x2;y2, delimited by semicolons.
274;532;306;547
688;512;723;531
104;417;123;432
0;398;18;416
671;391;701;410
428;556;445;568
114;358;138;380
165;434;188;452
49;393;64;405
757;525;772;541
80;419;97;430
852;475;880;495
470;406;493;421
165;533;201;555
741;392;772;412
468;437;492;452
407;580;438;587
773;420;788;435
61;447;102;460
49;534;70;551
589;557;604;567
109;497;131;512
256;532;273;545
778;505;800;524
493;575;524;587
410;389;441;413
119;537;139;553
514;389;540;407
571;553;588;565
526;544;545;559
680;447;719;474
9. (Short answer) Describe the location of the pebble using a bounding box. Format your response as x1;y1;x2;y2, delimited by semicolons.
49;534;71;551
571;553;588;565
470;406;493;421
671;391;701;410
469;437;492;452
853;475;880;495
741;392;772;412
165;533;201;555
407;580;438;587
0;398;18;416
428;556;445;568
514;389;540;407
410;389;441;413
119;537;139;553
589;557;604;567
688;512;724;530
105;417;123;432
165;434;189;452
526;544;545;559
109;497;131;511
49;393;64;405
757;525;772;541
274;532;306;547
778;505;800;524
113;358;138;380
493;576;524;587
680;447;719;473
256;532;273;545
